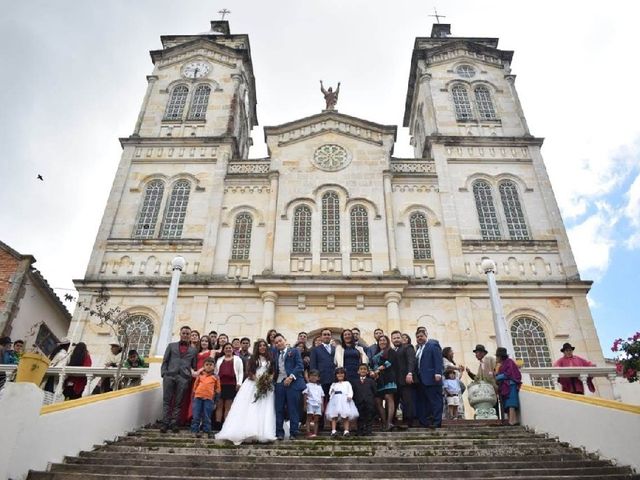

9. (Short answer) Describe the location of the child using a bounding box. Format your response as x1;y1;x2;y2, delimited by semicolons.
443;368;462;420
303;369;325;438
191;357;221;438
325;367;359;437
352;363;377;436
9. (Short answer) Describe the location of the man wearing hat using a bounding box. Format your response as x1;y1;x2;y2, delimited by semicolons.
0;337;18;365
466;344;497;387
553;342;595;394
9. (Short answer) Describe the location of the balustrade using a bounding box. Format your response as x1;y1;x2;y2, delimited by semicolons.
521;366;620;401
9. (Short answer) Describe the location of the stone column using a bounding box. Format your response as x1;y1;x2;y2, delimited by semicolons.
481;259;515;355
420;73;439;135
385;292;402;333
607;373;622;402
133;75;158;136
155;256;186;356
263;172;280;273
505;74;530;135
382;172;398;272
579;374;593;397
261;291;278;333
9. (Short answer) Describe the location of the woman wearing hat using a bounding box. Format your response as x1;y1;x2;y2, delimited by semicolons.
495;347;522;426
553;343;596;394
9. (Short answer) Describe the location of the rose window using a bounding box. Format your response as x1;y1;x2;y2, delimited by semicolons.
312;144;351;171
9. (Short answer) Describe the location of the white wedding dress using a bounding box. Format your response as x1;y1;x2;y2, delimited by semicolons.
216;358;276;445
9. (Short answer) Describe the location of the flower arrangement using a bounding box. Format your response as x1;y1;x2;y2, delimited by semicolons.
253;372;274;402
611;332;640;383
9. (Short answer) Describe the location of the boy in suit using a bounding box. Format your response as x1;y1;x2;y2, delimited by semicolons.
352;363;377;436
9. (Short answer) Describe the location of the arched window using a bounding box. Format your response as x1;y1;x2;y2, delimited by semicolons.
188;84;211;120
473;181;501;240
409;212;432;260
499;181;530;240
452;84;473;121
164;85;189;121
292;205;312;254
321;192;340;253
161;180;191;238
118;314;154;359
350;206;370;254
231;213;253;260
474;85;497;120
134;180;164;238
510;316;553;388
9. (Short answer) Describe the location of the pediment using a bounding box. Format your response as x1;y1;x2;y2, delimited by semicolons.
264;111;397;148
421;40;513;69
150;38;244;69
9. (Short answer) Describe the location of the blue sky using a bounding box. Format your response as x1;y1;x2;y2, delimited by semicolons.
0;1;638;357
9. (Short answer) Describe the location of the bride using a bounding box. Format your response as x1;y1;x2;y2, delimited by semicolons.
216;339;276;444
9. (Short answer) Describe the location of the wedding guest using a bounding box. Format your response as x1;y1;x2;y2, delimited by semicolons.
191;357;220;438
367;328;385;359
391;330;416;427
303;369;325;438
334;329;368;383
214;343;243;430
295;341;311;382
442;347;465;418
465;344;497;387
231;338;242;355
325;367;359;437
495;347;522;426
371;335;398;431
239;337;252;378
208;331;218;348
353;363;377;436
443;368;462;419
213;334;229;360
196;336;213;371
273;333;306;440
101;341;124;393
414;329;444;428
161;326;197;433
297;331;308;344
553;342;596;394
63;342;92;400
401;333;412;346
312;335;322;347
189;330;201;350
351;327;368;350
44;338;71;393
310;328;335;430
123;349;147;387
13;339;25;359
0;337;18;365
265;329;278;348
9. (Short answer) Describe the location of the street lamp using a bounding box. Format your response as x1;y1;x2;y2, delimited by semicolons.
155;256;186;356
481;258;515;356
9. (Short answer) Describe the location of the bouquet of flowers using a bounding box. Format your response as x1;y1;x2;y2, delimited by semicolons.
253;372;274;402
612;332;640;383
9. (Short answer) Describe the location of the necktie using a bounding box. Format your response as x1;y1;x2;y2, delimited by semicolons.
416;344;424;360
325;344;331;354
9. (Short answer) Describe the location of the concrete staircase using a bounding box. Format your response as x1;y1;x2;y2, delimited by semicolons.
27;422;639;479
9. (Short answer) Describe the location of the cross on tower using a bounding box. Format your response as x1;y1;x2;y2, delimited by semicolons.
429;7;446;24
218;8;231;20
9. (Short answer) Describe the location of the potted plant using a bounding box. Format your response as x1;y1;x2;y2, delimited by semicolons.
612;332;640;383
467;373;498;420
15;322;51;385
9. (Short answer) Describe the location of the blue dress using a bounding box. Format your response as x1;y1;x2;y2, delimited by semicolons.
343;346;361;383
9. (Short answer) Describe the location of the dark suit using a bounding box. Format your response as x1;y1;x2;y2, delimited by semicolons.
310;343;335;390
352;376;377;435
394;344;416;424
415;339;444;427
161;341;197;428
273;347;306;438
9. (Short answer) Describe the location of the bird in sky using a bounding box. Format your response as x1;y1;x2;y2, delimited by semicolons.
37;174;43;181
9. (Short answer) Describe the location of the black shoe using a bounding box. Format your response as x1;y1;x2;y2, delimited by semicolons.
207;432;215;439
195;432;202;438
276;436;284;441
160;425;168;434
289;435;297;441
171;425;180;433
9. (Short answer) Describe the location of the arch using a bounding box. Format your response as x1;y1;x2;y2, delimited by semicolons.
117;313;155;359
399;204;441;227
472;180;501;240
313;183;349;202
349;204;370;254
509;315;553;387
133;179;164;238
474;84;497;120
345;197;381;219
321;191;341;253
231;212;253;260
222;205;265;227
163;84;189;121
160;179;191;238
188;84;211;120
451;84;474;121
280;197;317;220
462;173;531;195
409;211;432;260
498;180;530;240
292;204;312;254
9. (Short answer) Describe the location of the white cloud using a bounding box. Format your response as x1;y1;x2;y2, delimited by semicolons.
624;171;640;249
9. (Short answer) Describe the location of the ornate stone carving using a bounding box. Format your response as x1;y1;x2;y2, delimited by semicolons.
312;144;351;172
223;185;270;194
467;380;498;420
227;162;270;174
390;160;436;173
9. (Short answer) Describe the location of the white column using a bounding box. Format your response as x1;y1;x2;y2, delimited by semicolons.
481;259;515;355
382;173;398;272
607;373;622;402
385;292;402;333
551;374;561;391
261;291;278;333
133;75;158;136
505;74;530;135
155;256;186;356
579;374;593;397
263;172;280;273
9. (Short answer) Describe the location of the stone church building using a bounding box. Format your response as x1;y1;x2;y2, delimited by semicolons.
72;21;605;377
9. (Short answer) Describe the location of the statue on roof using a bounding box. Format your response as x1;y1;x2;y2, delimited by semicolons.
320;80;340;111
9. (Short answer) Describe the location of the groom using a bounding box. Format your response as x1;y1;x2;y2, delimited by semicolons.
273;333;306;440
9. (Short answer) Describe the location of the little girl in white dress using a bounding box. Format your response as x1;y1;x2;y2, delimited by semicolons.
325;367;359;437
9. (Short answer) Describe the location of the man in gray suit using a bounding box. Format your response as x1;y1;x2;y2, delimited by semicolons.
161;325;197;433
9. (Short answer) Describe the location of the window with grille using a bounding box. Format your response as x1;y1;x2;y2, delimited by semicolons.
475;85;497;120
322;192;340;253
292;205;312;254
473;181;501;240
452;84;474;121
456;64;476;78
134;180;164;238
499;181;530;240
35;324;59;357
350;206;370;254
118;315;154;359
231;212;253;260
410;212;432;260
161;180;190;238
510;316;553;388
164;85;189;120
188;84;211;120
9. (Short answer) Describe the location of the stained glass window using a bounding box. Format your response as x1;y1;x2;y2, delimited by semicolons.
164;84;189;121
118;315;154;359
511;316;553;388
322;192;340;253
410;212;432;260
292;205;312;254
188;84;211;120
452;84;474;121
475;85;497;120
134;180;164;238
350;206;370;254
232;212;253;260
473;181;501;240
499;181;530;240
161;180;190;238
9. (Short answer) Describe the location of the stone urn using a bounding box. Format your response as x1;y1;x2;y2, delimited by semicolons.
467;380;498;420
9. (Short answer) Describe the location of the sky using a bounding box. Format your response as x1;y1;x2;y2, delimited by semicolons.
0;1;638;356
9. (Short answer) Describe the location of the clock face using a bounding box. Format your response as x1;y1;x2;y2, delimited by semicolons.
182;61;211;79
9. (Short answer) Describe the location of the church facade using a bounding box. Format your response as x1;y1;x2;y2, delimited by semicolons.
72;21;606;385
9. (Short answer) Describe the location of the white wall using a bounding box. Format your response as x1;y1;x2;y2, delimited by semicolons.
0;382;162;480
520;386;640;472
